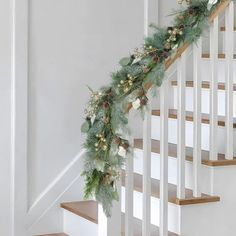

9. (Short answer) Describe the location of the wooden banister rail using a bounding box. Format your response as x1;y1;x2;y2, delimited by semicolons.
126;0;230;112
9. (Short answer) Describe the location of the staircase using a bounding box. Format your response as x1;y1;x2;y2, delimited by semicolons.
37;1;236;236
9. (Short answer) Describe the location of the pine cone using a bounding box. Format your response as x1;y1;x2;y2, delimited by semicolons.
114;137;121;145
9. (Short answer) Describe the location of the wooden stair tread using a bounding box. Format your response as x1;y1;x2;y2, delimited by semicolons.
121;171;220;205
61;201;178;236
61;200;98;224
36;234;68;236
152;109;236;128
220;26;236;31
202;53;236;59
134;139;236;167
171;80;236;91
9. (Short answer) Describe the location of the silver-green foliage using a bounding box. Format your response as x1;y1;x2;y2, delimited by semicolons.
81;0;224;217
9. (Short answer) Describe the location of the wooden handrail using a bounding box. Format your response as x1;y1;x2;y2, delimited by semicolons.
126;0;230;112
208;0;230;22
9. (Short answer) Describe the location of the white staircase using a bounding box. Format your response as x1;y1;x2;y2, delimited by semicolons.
38;1;236;236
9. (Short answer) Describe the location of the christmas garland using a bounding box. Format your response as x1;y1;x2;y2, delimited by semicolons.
81;0;226;216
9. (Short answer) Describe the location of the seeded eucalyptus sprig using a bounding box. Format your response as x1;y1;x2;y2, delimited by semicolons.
81;0;223;217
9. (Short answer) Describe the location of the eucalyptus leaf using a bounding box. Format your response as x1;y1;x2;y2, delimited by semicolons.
144;63;165;87
119;57;131;66
81;121;90;133
170;49;177;59
95;159;106;172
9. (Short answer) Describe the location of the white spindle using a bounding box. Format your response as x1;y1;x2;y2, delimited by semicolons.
142;0;152;235
125;137;134;236
159;79;169;236
209;16;219;161
193;38;202;197
225;2;234;160
98;181;121;236
142;100;151;236
177;52;186;199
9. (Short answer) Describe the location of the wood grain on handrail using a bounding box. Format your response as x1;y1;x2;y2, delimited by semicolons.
208;0;230;22
126;0;230;112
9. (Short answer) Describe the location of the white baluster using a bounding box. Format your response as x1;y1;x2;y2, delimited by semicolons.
125;136;134;236
159;79;169;236
142;0;154;235
177;52;186;199
98;181;121;236
142;98;151;236
209;16;219;161
193;38;202;197
225;2;234;160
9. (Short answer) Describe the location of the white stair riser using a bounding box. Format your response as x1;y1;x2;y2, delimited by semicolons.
121;188;181;234
185;59;236;84
172;86;236;117
180;202;225;236
134;149;178;185
133;149;211;191
202;32;236;57
180;166;236;236
151;116;236;155
201;59;236;83
63;210;97;236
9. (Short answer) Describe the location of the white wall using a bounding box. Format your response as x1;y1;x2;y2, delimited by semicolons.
159;0;179;26
0;0;13;235
28;0;145;208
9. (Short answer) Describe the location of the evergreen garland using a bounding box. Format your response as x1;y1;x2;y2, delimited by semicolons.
81;0;228;216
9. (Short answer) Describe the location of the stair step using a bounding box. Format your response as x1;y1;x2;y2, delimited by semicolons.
202;53;236;59
152;109;236;128
121;171;220;205
61;201;178;236
61;200;98;224
134;139;236;166
171;80;236;91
